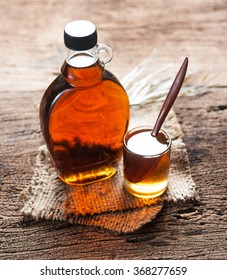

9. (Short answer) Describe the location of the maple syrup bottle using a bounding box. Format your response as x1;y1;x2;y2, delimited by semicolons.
40;20;130;185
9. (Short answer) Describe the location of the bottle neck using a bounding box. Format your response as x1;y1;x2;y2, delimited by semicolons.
61;45;104;87
67;45;102;68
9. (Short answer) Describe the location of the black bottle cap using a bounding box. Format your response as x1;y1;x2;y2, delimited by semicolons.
64;20;97;51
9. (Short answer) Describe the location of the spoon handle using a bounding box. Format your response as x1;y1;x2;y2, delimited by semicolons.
151;57;188;137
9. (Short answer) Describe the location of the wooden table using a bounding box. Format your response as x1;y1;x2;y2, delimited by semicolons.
1;0;226;259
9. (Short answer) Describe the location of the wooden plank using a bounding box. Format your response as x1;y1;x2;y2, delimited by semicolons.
0;0;226;259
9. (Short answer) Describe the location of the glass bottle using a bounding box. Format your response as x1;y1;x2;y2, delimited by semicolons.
40;20;130;185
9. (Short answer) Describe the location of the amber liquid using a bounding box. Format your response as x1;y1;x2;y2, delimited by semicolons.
123;128;170;198
40;59;129;185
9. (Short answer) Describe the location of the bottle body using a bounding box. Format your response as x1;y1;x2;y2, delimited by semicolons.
40;59;130;185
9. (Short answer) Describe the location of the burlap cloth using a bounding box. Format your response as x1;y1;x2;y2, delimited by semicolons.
20;104;198;233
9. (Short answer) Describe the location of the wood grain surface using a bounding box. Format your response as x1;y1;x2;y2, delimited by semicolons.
0;0;226;259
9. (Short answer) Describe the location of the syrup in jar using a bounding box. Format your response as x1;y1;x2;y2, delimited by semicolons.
40;20;130;185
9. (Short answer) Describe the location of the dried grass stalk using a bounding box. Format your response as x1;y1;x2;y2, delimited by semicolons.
121;51;212;106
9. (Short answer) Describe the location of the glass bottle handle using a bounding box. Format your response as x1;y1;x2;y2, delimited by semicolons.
97;44;113;65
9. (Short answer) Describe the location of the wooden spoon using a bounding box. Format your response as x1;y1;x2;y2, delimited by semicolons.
124;57;188;184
